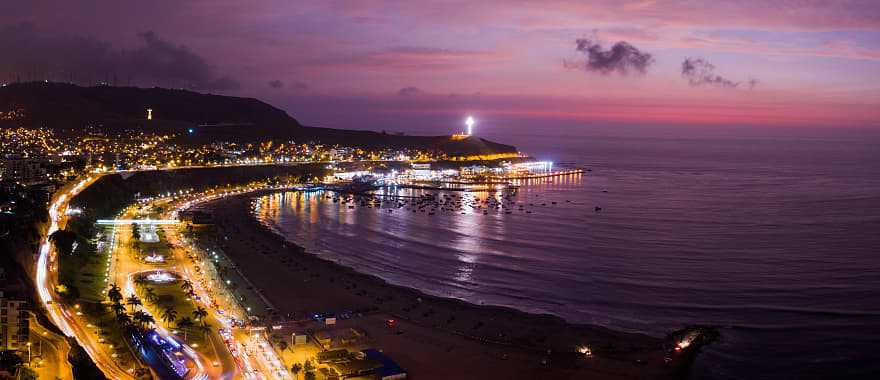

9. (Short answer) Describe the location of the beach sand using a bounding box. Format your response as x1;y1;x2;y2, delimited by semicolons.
191;194;696;379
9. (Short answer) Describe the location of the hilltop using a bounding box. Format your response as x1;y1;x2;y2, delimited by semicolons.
0;82;516;156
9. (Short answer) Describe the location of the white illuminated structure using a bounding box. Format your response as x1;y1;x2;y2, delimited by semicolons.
147;108;153;120
465;116;475;135
146;271;177;283
144;254;165;263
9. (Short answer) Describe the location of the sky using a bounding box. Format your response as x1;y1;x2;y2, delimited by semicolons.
1;0;879;133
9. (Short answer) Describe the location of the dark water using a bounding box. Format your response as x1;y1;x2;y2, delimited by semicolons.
255;126;880;379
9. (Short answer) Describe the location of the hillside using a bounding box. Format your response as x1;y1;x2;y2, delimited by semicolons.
0;82;517;155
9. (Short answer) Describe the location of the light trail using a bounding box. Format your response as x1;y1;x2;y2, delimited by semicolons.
35;176;136;380
168;185;296;379
96;219;180;225
34;168;299;380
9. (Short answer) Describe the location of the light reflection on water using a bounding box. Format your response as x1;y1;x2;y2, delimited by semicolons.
250;152;880;380
253;172;586;304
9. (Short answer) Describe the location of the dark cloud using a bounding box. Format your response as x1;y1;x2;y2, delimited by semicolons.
681;57;756;89
268;79;284;89
566;38;654;75
0;23;238;91
397;86;423;96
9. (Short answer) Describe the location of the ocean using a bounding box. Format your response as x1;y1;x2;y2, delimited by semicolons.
254;125;880;379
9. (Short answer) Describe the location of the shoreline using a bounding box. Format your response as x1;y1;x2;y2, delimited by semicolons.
191;191;705;379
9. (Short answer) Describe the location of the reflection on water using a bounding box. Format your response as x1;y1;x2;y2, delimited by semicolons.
250;149;880;380
252;172;586;303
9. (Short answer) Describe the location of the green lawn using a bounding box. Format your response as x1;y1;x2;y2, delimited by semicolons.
57;228;111;302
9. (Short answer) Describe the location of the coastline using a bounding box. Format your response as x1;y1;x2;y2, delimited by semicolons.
191;192;704;379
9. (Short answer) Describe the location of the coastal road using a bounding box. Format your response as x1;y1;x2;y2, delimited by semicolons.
35;175;139;380
33;165;301;380
164;188;294;379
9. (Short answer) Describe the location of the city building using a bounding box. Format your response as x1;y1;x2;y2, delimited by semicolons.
410;163;432;179
1;156;47;186
0;292;29;351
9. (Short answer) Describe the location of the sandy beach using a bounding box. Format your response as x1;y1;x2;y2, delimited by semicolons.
190;193;698;379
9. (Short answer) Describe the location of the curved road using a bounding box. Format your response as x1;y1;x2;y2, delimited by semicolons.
35;167;304;379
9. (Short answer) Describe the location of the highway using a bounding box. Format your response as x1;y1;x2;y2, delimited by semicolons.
34;165;276;380
32;166;297;380
35;175;139;380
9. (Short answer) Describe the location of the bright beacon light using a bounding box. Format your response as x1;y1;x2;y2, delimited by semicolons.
465;116;475;135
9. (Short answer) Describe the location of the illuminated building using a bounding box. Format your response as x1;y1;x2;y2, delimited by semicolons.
147;108;153;120
0;292;29;351
1;155;48;185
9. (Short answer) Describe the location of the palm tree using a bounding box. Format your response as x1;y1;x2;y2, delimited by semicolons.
199;322;212;339
180;280;195;296
108;284;123;304
134;276;147;289
291;363;302;379
111;302;127;317
132;310;154;328
125;295;142;311
176;317;194;341
144;287;158;305
192;306;208;322
160;307;178;325
116;311;132;327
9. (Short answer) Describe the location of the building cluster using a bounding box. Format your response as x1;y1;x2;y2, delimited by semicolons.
0;127;442;188
330;160;558;187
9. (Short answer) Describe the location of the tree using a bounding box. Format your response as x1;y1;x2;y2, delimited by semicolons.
134;277;147;288
192;306;208;322
107;283;123;304
176;317;194;341
144;287;158;305
160;307;178;325
116;312;132;327
278;340;288;352
199;322;212;339
290;363;302;379
132;310;154;327
111;302;127;317
303;360;314;373
49;229;78;256
131;223;140;241
304;372;316;380
180;280;195;297
126;295;142;311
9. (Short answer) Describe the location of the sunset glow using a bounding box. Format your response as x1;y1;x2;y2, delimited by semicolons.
2;1;878;129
